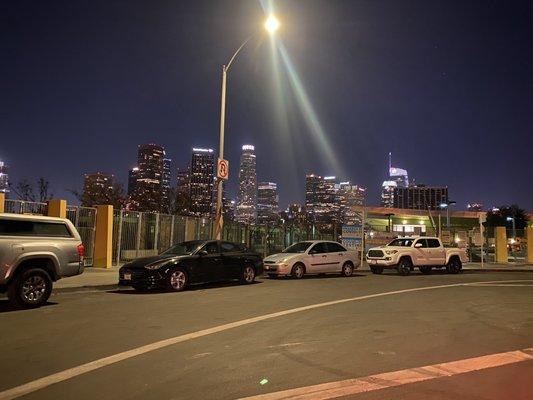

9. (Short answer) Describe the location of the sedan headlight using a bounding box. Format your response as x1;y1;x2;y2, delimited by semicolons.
145;260;170;270
384;250;398;255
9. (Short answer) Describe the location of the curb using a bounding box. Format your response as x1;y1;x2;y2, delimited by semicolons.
52;284;122;294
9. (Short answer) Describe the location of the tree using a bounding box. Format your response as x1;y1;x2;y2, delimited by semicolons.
485;204;529;229
69;181;126;208
11;178;54;202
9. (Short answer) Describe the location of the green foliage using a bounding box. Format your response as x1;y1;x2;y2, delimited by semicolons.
485;204;529;229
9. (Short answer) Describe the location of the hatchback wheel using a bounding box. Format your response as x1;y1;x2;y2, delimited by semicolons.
292;263;305;279
167;268;188;292
341;262;354;277
7;268;53;308
241;265;256;284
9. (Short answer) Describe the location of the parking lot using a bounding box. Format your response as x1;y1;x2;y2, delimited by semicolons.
0;271;531;399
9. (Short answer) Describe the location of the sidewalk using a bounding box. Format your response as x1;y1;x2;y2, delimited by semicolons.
53;262;533;293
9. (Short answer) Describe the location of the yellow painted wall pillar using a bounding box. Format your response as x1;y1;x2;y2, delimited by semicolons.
0;193;5;213
494;226;508;264
93;205;113;268
526;227;533;264
47;199;67;218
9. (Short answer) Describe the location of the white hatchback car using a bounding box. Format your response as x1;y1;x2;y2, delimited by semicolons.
263;240;360;279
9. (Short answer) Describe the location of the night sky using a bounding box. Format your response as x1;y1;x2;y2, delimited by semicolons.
1;0;532;210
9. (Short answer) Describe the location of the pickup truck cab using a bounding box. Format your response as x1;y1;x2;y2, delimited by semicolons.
0;213;85;308
366;236;468;276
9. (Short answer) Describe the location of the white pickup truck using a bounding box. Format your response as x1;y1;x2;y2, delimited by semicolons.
366;236;468;276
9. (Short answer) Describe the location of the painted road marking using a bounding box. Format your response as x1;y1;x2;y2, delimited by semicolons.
239;348;533;400
0;279;530;400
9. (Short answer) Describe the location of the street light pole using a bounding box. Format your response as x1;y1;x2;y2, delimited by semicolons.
213;15;280;240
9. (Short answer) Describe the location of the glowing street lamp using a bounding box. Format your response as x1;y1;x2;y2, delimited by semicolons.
213;15;280;239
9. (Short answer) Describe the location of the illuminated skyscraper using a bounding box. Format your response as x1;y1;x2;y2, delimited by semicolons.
131;143;166;212
128;167;139;196
257;182;279;225
0;161;9;195
189;148;215;217
82;172;115;207
381;152;408;207
236;145;257;224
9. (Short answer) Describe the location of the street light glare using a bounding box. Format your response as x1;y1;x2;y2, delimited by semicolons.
265;15;280;33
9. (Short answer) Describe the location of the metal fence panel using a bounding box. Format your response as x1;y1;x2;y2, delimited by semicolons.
4;199;47;215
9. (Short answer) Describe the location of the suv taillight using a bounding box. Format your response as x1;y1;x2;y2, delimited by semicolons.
77;244;85;260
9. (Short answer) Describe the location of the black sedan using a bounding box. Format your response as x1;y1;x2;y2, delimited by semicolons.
118;240;263;291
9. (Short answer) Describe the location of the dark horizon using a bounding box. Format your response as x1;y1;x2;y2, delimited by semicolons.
1;0;532;210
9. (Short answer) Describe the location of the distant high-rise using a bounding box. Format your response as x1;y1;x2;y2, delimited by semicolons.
257;182;279;225
176;167;190;195
128;167;139;196
236;145;257;224
162;158;172;212
82;172;114;206
305;174;340;228
381;152;409;207
337;182;365;225
189;148;215;217
131;143;166;212
0;160;9;195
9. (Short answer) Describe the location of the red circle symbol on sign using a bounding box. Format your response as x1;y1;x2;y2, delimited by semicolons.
218;159;229;180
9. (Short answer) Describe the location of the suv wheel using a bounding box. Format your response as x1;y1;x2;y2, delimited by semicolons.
370;265;383;274
341;262;354;277
397;258;412;276
7;268;53;308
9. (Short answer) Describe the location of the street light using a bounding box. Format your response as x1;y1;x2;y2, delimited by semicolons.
439;200;456;228
213;15;280;240
506;216;516;239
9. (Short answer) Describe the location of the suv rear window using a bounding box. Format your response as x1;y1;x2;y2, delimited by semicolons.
0;219;72;237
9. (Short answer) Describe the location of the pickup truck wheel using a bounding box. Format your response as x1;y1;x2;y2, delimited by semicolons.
446;258;462;274
419;266;432;274
7;268;53;309
397;258;412;276
370;265;383;274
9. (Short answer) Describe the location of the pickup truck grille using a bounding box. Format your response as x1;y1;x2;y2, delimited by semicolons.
368;250;384;258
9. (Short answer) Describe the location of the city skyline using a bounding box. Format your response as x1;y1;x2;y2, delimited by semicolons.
1;1;532;210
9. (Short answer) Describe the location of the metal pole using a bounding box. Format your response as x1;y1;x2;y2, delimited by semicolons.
115;209;123;266
480;215;484;269
447;206;450;228
170;214;175;245
512;218;516;239
214;65;227;240
360;205;366;269
135;212;142;259
154;213;160;252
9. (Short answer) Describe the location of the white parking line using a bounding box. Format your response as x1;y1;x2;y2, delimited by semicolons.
0;279;530;400
239;348;533;400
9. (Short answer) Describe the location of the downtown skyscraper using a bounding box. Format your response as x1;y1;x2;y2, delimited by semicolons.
236;145;257;224
130;143;167;212
189;148;214;217
0;160;9;195
257;182;279;225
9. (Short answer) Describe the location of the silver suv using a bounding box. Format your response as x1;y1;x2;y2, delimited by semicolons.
0;213;85;308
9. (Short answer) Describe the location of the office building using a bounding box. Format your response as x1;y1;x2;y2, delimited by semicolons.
337;182;365;225
130;143;166;212
381;153;409;207
236;145;257;224
189;148;215;217
257;182;279;225
0;161;9;195
128;167;139;196
82;172;115;207
393;185;449;210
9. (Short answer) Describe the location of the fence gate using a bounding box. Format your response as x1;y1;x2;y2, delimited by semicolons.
66;206;97;266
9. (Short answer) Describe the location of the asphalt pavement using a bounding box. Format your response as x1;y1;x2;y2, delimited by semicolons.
0;271;531;400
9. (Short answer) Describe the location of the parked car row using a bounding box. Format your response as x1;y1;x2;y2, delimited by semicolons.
0;213;468;309
118;239;360;291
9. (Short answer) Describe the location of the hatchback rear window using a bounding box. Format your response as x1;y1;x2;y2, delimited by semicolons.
0;219;72;237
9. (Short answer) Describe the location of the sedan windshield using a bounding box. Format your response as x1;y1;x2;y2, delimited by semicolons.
387;238;414;247
162;241;203;256
282;241;313;253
